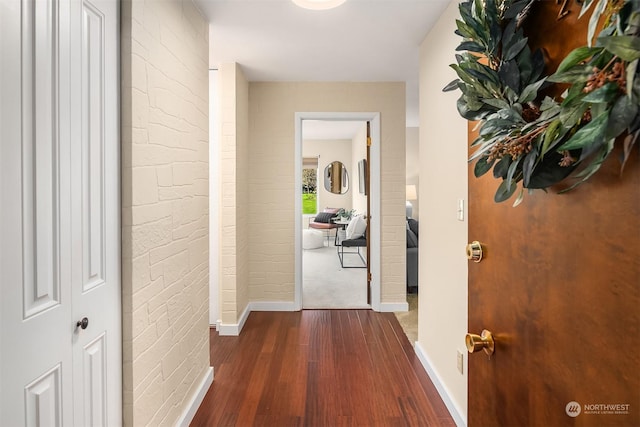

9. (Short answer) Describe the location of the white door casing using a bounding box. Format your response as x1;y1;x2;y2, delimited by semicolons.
294;112;382;311
0;0;121;425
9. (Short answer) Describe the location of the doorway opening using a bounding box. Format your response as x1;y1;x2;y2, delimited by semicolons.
294;113;381;311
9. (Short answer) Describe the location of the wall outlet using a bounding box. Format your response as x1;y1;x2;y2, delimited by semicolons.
457;350;464;375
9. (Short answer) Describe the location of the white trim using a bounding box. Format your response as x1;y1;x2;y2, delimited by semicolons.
218;304;251;336
378;302;409;312
250;301;297;311
415;342;467;427
216;302;296;335
176;366;214;427
294;112;382;311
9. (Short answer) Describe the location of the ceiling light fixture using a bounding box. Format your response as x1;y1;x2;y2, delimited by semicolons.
292;0;347;11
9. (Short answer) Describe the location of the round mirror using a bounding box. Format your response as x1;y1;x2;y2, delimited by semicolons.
323;161;349;194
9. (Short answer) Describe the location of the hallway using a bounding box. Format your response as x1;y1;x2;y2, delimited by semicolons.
191;310;454;426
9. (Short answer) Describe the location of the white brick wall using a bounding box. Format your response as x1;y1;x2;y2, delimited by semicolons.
248;82;407;304
121;0;210;425
219;63;250;326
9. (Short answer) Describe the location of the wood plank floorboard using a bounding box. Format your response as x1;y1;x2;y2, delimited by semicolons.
191;310;455;427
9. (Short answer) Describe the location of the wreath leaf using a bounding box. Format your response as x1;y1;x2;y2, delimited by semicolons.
493;156;512;179
495;179;518;202
588;0;608;47
443;79;460;92
598;35;640;61
607;95;638;137
513;188;525;207
556;46;603;73
627;59;638;96
505;37;530;61
560;138;615;192
474;156;495;177
518;78;547;103
582;83;621;103
558;112;609;150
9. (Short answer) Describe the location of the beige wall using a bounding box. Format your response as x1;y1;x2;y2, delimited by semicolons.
303;139;354;213
219;63;250;326
406;127;420;220
248;82;407;304
418;0;469;422
121;0;210;425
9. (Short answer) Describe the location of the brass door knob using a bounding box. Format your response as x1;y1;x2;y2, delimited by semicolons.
465;329;494;355
466;241;483;262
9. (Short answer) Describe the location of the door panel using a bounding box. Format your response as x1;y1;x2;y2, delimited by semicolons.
1;0;120;425
468;139;640;426
468;5;639;425
71;0;120;425
25;365;64;427
1;0;74;425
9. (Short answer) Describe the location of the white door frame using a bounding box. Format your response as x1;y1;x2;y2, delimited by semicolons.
294;112;382;311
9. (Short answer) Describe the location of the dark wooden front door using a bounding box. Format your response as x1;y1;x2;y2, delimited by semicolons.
467;3;639;425
468;143;639;427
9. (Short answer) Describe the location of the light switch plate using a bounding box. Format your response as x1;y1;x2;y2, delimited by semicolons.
457;350;464;374
457;199;465;221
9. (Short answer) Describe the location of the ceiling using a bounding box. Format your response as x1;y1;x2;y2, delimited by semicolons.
194;0;451;135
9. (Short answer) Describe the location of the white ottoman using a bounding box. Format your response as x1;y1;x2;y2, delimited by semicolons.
303;229;325;249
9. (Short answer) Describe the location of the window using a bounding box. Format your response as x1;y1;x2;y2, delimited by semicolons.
302;157;318;215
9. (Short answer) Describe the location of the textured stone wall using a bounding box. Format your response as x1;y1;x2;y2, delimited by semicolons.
121;0;210;425
219;63;250;326
248;82;407;304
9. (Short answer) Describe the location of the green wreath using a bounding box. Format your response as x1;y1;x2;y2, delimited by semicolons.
444;0;640;205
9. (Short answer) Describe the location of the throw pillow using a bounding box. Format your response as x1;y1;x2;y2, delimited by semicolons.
346;215;367;240
313;212;334;223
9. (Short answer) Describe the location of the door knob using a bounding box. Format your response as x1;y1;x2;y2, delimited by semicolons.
465;329;494;356
76;317;89;330
466;241;483;262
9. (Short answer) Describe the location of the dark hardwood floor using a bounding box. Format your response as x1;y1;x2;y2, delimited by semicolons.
191;310;455;427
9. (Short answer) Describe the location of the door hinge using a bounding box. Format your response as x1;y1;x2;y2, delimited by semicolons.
368;273;372;282
367;137;372;146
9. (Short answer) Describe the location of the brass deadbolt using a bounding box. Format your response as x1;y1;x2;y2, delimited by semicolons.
466;241;483;262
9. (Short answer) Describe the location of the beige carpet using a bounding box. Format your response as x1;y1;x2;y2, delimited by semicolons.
303;244;368;309
394;293;418;346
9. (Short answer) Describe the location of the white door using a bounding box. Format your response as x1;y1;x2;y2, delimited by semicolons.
0;0;121;425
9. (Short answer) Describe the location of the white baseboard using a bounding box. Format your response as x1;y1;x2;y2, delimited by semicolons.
217;302;296;336
176;366;214;427
414;342;466;427
250;301;297;311
218;304;251;336
379;301;409;312
210;319;221;330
